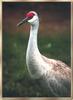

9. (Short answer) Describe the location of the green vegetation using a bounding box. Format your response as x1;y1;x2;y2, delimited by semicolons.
3;32;70;97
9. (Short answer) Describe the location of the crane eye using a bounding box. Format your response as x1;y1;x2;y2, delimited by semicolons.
26;12;35;20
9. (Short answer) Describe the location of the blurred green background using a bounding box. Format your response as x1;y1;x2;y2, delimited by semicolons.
3;2;71;97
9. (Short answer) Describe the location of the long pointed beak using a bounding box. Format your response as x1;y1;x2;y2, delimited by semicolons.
17;17;28;27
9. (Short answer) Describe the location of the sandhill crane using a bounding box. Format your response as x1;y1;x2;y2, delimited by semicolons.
17;11;71;97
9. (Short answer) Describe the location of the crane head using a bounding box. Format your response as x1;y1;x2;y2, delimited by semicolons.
17;11;38;26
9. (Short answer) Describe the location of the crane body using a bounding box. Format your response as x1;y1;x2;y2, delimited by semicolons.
17;11;71;97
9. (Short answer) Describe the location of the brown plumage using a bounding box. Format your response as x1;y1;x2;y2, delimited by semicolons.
38;55;71;97
42;55;71;80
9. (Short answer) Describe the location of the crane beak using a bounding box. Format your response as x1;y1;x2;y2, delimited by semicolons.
17;17;28;27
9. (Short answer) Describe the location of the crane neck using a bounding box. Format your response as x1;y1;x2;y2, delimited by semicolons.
26;19;44;79
28;20;39;52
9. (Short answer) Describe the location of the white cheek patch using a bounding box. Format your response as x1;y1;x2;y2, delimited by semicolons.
28;16;38;23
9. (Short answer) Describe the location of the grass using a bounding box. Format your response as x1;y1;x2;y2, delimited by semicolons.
3;31;71;97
